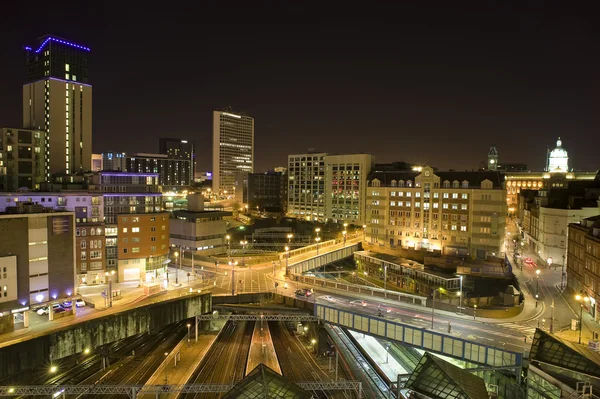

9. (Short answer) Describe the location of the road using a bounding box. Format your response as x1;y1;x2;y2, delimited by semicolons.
1;234;546;356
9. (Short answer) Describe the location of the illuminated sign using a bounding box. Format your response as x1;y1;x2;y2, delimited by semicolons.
222;112;241;119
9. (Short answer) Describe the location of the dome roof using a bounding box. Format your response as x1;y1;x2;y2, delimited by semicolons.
549;138;568;158
548;137;569;172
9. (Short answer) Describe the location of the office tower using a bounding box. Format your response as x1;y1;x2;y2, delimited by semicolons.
287;152;327;221
23;35;92;176
324;154;375;225
212;110;254;194
0;127;48;190
159;138;195;181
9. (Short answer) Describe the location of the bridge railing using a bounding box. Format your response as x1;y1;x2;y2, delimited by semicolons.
315;303;522;369
292;274;427;306
285;244;427;305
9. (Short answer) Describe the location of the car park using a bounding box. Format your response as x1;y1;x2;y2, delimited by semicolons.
36;303;64;316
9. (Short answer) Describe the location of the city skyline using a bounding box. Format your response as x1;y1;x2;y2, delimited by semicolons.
0;3;599;173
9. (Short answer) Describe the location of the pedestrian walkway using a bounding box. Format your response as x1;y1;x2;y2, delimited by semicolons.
138;320;226;399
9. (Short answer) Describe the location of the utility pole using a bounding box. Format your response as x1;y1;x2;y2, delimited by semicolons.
431;289;437;329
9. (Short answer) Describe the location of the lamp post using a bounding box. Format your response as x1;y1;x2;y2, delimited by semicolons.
187;323;191;342
362;224;367;240
383;265;388;299
315;237;321;255
240;240;248;266
561;254;566;290
176;247;184;285
226;235;231;260
285;246;290;271
164;352;169;384
547;257;553;270
458;275;463;314
576;294;590;344
342;230;347;247
229;260;238;295
535;269;541;306
431;288;438;329
550;299;554;333
473;304;477;320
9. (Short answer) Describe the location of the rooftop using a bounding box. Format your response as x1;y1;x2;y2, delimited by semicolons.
222;363;311;399
368;169;505;189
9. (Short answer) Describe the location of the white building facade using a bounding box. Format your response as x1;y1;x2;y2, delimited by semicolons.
212;111;254;194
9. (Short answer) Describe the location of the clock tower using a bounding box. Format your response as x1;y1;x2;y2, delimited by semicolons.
487;146;498;171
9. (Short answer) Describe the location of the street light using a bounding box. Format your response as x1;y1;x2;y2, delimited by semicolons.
50;365;57;373
285;246;290;271
240;240;248;266
431;288;438;329
362;225;367;240
547;257;553;270
164;352;169;384
576;294;590;344
187;323;191;342
315;237;321;255
83;348;90;355
458;275;463;314
342;230;347;247
535;269;541;306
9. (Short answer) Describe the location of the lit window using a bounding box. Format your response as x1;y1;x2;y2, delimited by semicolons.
132;227;140;233
72;75;77;81
443;193;449;199
65;63;70;72
460;226;467;231
65;73;70;80
462;193;468;199
122;228;128;233
461;204;468;210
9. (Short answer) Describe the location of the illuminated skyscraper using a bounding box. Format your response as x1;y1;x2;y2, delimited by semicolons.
23;35;92;177
212;110;254;194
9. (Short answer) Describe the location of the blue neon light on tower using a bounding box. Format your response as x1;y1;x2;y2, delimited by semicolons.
23;35;92;177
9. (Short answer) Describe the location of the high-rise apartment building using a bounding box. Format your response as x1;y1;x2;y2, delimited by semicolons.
325;154;375;225
23;36;92;176
212;110;254;194
287;152;327;221
159;138;195;180
102;152;191;189
365;166;506;258
0;128;47;190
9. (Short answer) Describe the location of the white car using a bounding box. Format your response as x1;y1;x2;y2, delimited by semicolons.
36;304;63;316
75;299;86;308
319;295;335;303
350;300;368;307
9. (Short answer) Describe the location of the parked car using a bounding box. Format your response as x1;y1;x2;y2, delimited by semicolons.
75;299;86;308
36;304;64;316
62;300;73;308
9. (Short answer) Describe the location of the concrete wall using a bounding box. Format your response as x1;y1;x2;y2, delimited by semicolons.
0;293;211;380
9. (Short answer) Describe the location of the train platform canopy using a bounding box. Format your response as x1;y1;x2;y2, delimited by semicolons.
222;363;311;399
404;352;489;399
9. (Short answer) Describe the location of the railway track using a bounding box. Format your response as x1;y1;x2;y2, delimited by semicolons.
269;322;336;398
181;320;254;399
7;323;185;399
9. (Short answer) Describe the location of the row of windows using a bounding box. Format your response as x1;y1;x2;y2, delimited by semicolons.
122;244;166;254
122;225;166;233
76;227;103;236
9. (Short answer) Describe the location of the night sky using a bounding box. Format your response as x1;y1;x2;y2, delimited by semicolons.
1;2;599;172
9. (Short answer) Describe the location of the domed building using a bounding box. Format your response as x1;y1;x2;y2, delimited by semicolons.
547;137;569;173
